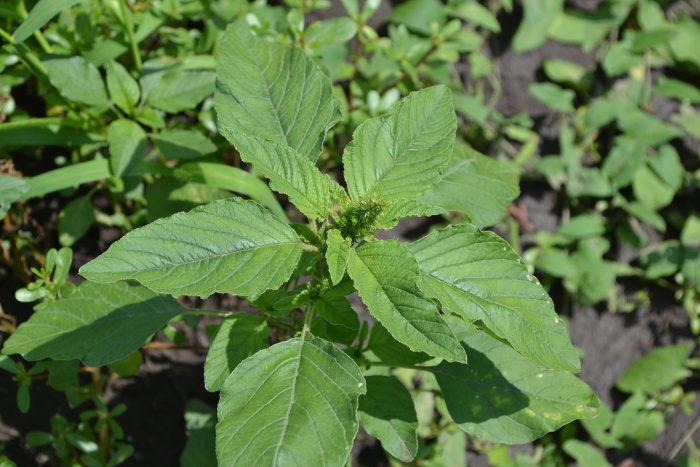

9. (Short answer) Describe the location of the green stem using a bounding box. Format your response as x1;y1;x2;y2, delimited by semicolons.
119;0;142;73
303;303;316;332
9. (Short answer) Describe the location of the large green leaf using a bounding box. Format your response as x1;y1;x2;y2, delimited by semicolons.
347;241;467;363
108;119;147;177
2;281;183;366
230;133;333;219
420;142;520;228
204;313;270;392
433;317;598;444
215;24;341;161
216;332;365;466
79;198;303;299
0;176;29;217
343;86;456;202
42;56;109;109
12;0;81;44
358;375;418;462
408;225;580;372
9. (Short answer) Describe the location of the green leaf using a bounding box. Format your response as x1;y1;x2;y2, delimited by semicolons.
389;0;447;35
58;194;95;247
682;214;700;247
368;321;430;367
178;162;287;221
12;0;81;44
0;176;29;218
618;109;682;147
0;120;103;148
633;148;683;210
556;213;605;240
313;294;359;332
616;343;692;395
79;198;303;299
215;23;341;161
108;120;147;177
146;70;215;113
305;17;358;52
326;230;351;285
216;333;365;466
611;391;666;451
543;59;588;84
42;56;109;109
347;240;467;363
549;4;630;51
2;281;184;366
376;199;448;231
449;1;500;32
512;0;563;52
419;142;520;228
107;351;143;377
528;83;576;113
358;376;418;462
22;159;111;200
204;313;270;392
144;178;230;221
151;130;217;160
562;440;611;467
408;224;580;372
228;133;333;219
343;86;456;202
655;76;700;104
434;317;598;444
105;61;140;113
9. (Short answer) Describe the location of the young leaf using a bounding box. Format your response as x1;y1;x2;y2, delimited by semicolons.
2;281;184;366
347;240;467;363
79;198;304;299
216;333;365;466
419;142;520;228
0;176;29;218
408;224;580;372
151;130;217;160
42;56;109;109
433;317;598;444
343;85;456;203
215;23;341;161
326;230;351;285
358;376;418;462
204;313;270;392
108;120;147;177
12;0;81;44
105;61;140;114
229;133;333;219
